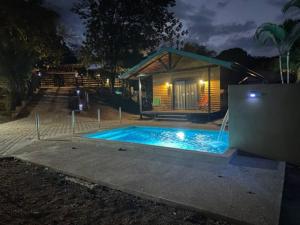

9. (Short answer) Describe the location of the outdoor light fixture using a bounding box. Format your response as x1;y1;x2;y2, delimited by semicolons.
199;80;205;85
249;93;256;98
76;89;80;95
38;72;42;77
248;91;261;98
176;132;185;140
166;82;170;87
79;104;83;111
137;73;147;77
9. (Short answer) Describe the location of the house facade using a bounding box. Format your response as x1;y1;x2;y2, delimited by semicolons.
120;48;264;120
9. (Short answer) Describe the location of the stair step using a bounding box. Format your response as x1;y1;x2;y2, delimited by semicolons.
154;117;187;121
156;114;187;118
153;114;188;121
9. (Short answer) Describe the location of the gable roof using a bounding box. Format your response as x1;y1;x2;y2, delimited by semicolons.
119;47;233;79
119;47;265;81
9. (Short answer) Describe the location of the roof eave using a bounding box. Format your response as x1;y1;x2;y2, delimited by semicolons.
119;47;234;79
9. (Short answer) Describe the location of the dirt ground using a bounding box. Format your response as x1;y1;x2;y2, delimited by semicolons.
0;158;233;225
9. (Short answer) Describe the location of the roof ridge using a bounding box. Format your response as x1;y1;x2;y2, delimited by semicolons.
119;47;234;79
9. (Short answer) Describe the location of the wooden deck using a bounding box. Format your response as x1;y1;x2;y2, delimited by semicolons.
142;110;211;115
141;110;225;122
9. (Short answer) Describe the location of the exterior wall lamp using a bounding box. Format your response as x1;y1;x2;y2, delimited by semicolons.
199;80;205;85
248;91;261;98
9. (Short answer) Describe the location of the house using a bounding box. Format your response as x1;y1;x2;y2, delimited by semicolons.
119;48;264;121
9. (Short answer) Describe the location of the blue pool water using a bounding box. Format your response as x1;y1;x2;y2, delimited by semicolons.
84;126;228;154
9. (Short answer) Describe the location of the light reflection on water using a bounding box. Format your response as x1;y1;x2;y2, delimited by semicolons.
85;126;228;154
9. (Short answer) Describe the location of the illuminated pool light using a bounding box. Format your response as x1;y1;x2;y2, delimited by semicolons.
176;131;185;140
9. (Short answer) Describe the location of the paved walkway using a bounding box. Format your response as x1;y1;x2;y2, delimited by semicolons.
14;138;285;225
0;87;285;225
0;87;107;155
0;87;219;156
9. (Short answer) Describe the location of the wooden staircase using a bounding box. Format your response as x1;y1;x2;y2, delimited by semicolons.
41;72;101;88
41;72;76;87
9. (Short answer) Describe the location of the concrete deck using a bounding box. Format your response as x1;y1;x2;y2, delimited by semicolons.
13;136;285;225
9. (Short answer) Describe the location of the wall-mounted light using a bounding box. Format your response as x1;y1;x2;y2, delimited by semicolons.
76;89;80;95
199;80;205;85
249;93;256;98
166;82;170;88
248;91;261;98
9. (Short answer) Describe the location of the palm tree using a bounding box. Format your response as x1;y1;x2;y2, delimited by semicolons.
255;23;300;83
283;0;300;83
255;23;286;83
283;0;300;13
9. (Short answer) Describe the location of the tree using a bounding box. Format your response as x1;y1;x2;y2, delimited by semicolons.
255;22;300;84
73;0;187;90
182;42;216;57
283;0;300;82
0;0;65;109
283;0;300;13
217;48;250;66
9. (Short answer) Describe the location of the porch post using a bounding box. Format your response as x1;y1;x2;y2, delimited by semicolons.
208;67;211;114
138;76;143;119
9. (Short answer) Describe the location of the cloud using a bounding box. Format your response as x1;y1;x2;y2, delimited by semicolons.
212;35;278;56
44;0;284;57
176;3;257;45
217;0;230;8
266;0;287;7
173;0;284;56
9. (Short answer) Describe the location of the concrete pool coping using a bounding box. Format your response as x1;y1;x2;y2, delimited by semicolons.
13;134;285;225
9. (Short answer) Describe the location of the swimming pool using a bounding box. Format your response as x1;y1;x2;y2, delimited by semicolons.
84;126;228;154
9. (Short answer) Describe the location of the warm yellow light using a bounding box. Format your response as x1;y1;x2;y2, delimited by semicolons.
199;80;205;85
166;82;170;87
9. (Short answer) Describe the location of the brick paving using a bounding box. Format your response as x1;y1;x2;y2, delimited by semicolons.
0;87;219;156
0;87;124;155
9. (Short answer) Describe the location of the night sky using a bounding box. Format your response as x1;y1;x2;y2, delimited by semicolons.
45;0;293;57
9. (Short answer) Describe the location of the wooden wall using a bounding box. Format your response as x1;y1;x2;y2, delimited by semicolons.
210;67;221;112
152;66;221;112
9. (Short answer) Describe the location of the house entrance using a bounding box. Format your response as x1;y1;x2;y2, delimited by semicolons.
174;80;198;110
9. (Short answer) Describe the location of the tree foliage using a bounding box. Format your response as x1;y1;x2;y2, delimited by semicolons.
0;0;65;108
255;22;300;83
182;42;216;57
73;0;187;89
283;0;300;13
